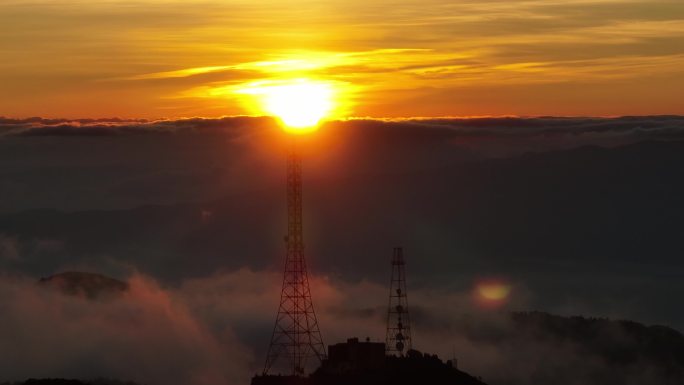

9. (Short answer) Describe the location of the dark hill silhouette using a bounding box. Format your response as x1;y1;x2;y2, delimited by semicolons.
1;380;140;385
2;139;684;290
253;311;684;385
510;312;684;377
38;272;128;300
253;338;486;385
452;311;684;385
311;348;486;385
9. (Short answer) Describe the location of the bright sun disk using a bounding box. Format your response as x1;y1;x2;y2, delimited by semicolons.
238;79;335;134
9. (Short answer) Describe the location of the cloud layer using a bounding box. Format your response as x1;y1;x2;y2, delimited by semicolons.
0;274;252;385
3;115;684;142
2;269;681;385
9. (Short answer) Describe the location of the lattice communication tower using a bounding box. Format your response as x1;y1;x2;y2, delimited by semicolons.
263;141;326;375
386;247;412;356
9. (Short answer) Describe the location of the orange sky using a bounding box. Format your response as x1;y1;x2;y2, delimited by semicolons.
1;0;683;118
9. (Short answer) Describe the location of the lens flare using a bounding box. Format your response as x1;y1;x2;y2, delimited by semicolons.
237;79;336;134
478;282;510;301
474;279;511;308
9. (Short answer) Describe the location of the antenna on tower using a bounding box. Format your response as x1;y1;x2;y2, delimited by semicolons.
386;247;412;356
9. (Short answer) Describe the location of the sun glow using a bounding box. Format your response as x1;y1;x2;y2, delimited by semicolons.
237;79;337;134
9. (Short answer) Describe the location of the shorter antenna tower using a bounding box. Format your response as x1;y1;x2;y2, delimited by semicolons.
386;247;412;356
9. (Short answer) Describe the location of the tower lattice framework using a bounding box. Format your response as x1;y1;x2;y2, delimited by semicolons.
386;247;412;356
263;141;326;376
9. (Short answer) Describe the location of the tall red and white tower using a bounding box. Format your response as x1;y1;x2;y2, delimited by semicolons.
263;140;326;375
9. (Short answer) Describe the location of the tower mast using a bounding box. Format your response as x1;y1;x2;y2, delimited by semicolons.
263;140;326;376
386;247;412;356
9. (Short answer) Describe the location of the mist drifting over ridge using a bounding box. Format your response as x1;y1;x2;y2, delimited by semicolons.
1;115;684;384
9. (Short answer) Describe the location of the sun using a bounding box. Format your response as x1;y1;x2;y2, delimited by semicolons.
262;81;333;132
237;79;336;134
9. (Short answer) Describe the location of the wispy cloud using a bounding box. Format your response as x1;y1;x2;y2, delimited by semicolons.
125;66;236;80
0;0;682;117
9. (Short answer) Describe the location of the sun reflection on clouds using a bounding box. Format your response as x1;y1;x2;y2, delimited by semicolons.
2;0;682;118
130;48;437;81
167;53;363;122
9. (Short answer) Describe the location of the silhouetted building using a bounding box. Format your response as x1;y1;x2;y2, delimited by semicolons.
321;338;386;374
253;336;486;385
250;375;311;385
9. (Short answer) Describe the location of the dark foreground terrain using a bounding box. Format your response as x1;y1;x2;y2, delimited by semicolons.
1;380;139;385
8;310;684;385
